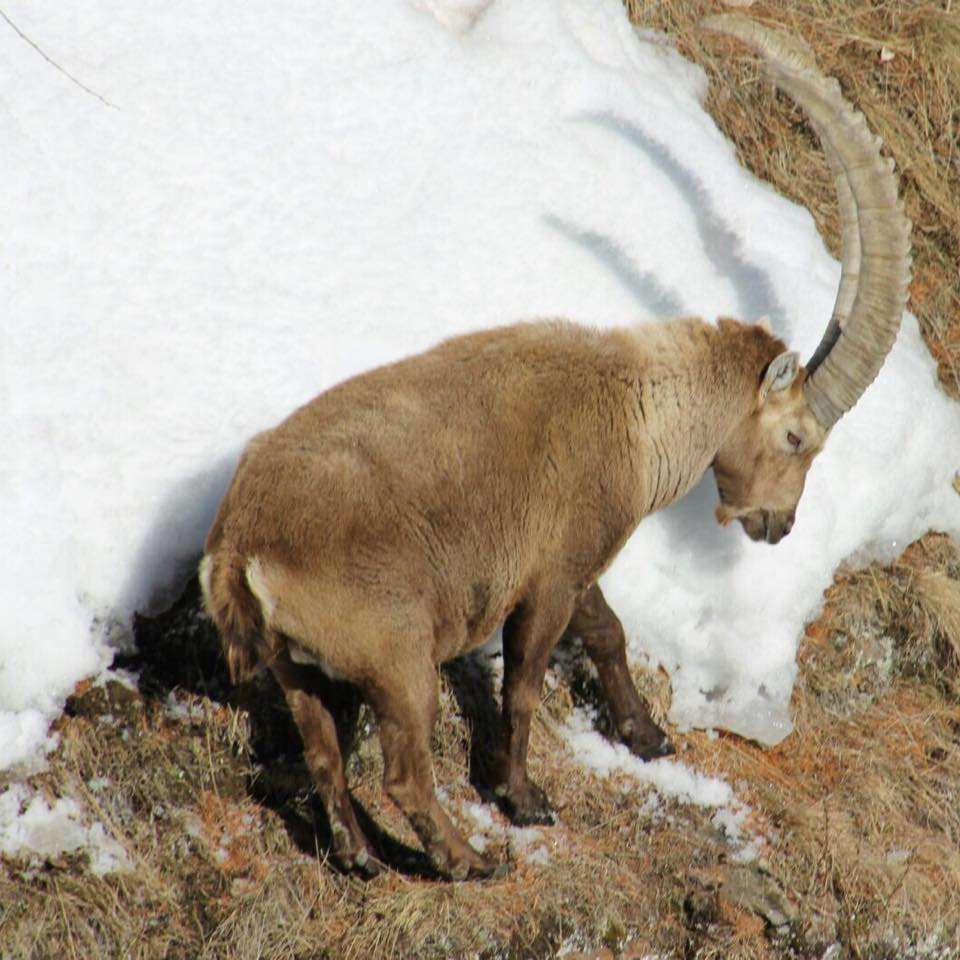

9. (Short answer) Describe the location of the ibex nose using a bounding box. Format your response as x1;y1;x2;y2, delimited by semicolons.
765;511;796;544
737;510;795;544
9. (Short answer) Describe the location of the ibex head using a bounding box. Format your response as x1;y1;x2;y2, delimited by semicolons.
704;16;912;544
713;337;826;544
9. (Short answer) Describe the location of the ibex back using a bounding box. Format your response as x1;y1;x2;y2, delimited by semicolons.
200;16;911;880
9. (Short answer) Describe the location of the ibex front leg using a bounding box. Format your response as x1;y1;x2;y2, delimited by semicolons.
493;586;574;825
569;583;674;760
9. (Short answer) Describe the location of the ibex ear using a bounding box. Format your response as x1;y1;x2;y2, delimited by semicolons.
756;315;773;334
760;351;800;400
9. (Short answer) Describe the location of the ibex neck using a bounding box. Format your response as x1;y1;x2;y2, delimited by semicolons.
619;317;777;514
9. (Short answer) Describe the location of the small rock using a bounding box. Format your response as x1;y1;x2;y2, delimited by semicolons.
721;864;795;930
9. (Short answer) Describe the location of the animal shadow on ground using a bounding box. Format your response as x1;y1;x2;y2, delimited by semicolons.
121;570;622;879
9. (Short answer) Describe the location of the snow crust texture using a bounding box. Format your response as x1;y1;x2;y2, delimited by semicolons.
2;0;958;770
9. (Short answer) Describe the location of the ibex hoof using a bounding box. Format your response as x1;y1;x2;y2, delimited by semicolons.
496;781;556;826
446;850;504;882
350;847;385;879
625;729;675;761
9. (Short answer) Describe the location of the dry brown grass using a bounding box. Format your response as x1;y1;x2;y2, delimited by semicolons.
678;534;960;955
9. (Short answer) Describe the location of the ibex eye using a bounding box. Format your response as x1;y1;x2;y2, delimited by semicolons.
787;431;802;450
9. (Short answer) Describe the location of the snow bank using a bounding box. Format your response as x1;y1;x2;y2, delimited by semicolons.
2;0;958;778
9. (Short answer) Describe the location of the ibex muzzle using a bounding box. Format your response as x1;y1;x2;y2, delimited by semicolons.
200;16;911;880
712;339;827;543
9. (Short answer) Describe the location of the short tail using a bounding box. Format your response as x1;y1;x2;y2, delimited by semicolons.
199;551;265;684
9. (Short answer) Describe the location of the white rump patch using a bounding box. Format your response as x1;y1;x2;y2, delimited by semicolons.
287;642;345;682
198;555;214;607
244;557;277;626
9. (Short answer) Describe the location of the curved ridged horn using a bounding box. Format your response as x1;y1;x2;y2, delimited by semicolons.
701;15;912;431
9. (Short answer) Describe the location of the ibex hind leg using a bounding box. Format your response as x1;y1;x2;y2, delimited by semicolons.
364;655;502;880
269;651;382;877
569;584;674;760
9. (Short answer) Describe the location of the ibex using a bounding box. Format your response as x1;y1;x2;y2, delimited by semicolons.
200;16;911;879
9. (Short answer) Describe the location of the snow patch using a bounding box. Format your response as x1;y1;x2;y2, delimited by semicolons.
507;825;551;866
462;800;552;866
712;803;766;864
564;708;733;807
562;707;767;860
0;785;131;876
